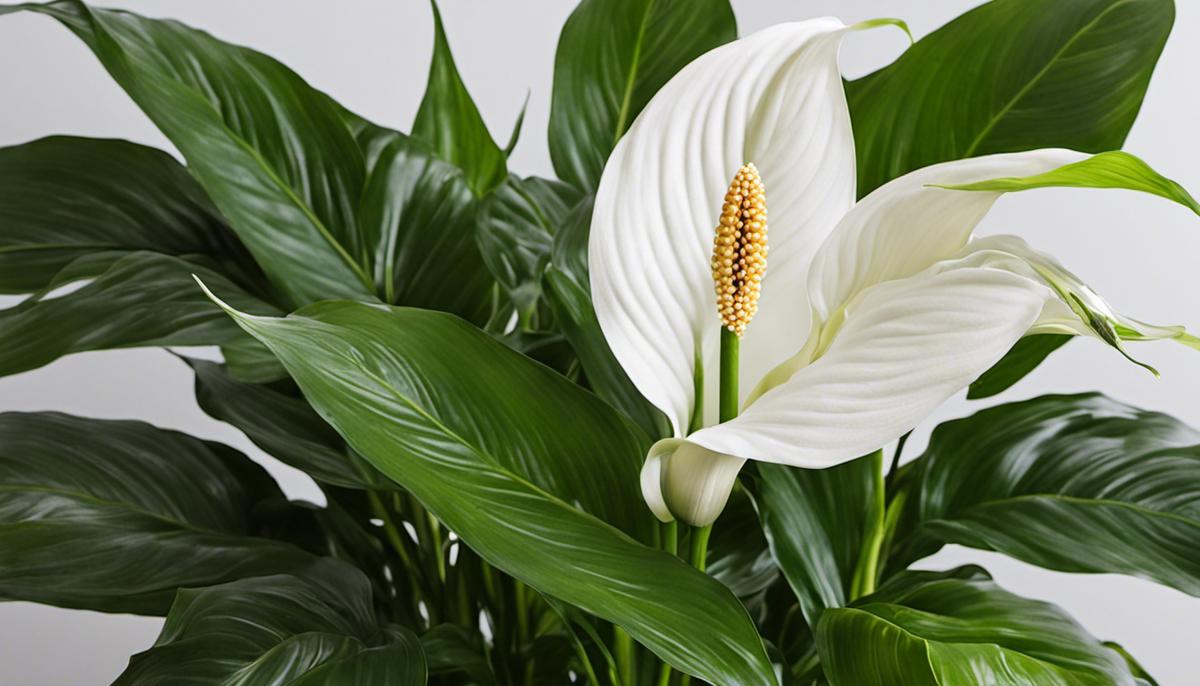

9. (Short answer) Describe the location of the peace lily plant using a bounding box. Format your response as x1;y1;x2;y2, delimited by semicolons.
1;1;1198;685
591;19;1198;531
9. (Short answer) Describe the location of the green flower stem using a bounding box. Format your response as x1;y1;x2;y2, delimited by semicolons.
615;626;635;686
849;450;886;599
719;327;739;422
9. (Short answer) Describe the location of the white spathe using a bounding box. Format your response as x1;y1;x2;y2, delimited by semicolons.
589;18;1190;526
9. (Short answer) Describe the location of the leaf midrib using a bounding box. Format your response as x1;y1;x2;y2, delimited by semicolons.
961;0;1135;158
611;0;656;145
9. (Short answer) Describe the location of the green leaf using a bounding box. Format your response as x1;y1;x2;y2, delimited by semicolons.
0;412;317;614
412;0;506;196
817;566;1139;686
967;334;1072;399
1103;642;1160;686
543;197;669;439
115;560;425;685
206;295;775;685
422;624;498;686
848;0;1175;196
548;0;736;191
936;150;1200;215
0;252;279;378
218;335;290;384
187;358;389;490
357;131;494;323
748;455;877;627
889;393;1200;597
5;1;375;305
706;488;779;623
0;135;256;294
478;175;583;314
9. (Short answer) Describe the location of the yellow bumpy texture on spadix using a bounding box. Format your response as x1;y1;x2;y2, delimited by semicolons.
710;163;768;336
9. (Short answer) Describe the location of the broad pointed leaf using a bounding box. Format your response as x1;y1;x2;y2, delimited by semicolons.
0;252;278;378
0;412;316;614
412;0;506;196
357;131;494;323
0;135;254;294
206;295;775;685
889;393;1200;597
548;0;736;191
5;1;375;305
818;566;1139;686
968;334;1072;399
848;0;1175;196
115;560;425;685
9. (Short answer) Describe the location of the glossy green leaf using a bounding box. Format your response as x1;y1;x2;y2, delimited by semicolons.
412;0;506;196
0;135;256;294
478;175;583;313
206;294;775;685
848;0;1175;196
748;455;877;627
938;150;1200;215
187;358;389;490
818;566;1138;686
706;488;779;624
4;1;375;305
1104;642;1159;686
0;412;316;614
548;0;736;191
422;624;498;686
889;393;1200;596
543;197;669;439
218;336;290;384
967;334;1072;399
0;252;279;378
357;131;494;324
115;560;425;685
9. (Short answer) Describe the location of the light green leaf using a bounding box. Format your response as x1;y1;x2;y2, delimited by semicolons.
478;175;583;314
937;150;1200;215
889;393;1200;597
0;135;256;295
818;566;1139;686
412;0;506;196
187;358;389;490
0;412;317;614
4;1;375;305
967;334;1072;399
115;560;425;685
848;0;1175;196
0;251;279;378
205;294;775;685
548;0;736;191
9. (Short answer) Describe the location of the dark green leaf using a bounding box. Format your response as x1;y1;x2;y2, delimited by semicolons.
187;358;389;490
478;175;583;313
6;1;375;305
848;0;1174;196
218;335;290;384
548;0;736;191
1103;642;1159;686
968;334;1072;399
115;560;425;685
0;412;316;614
358;131;494;324
422;624;498;686
412;0;506;196
543;197;669;438
818;566;1138;686
208;295;775;685
0;135;254;294
748;455;877;627
707;488;779;623
889;393;1200;596
0;252;278;378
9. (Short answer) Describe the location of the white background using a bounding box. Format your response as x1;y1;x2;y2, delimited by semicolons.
1;1;1198;683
